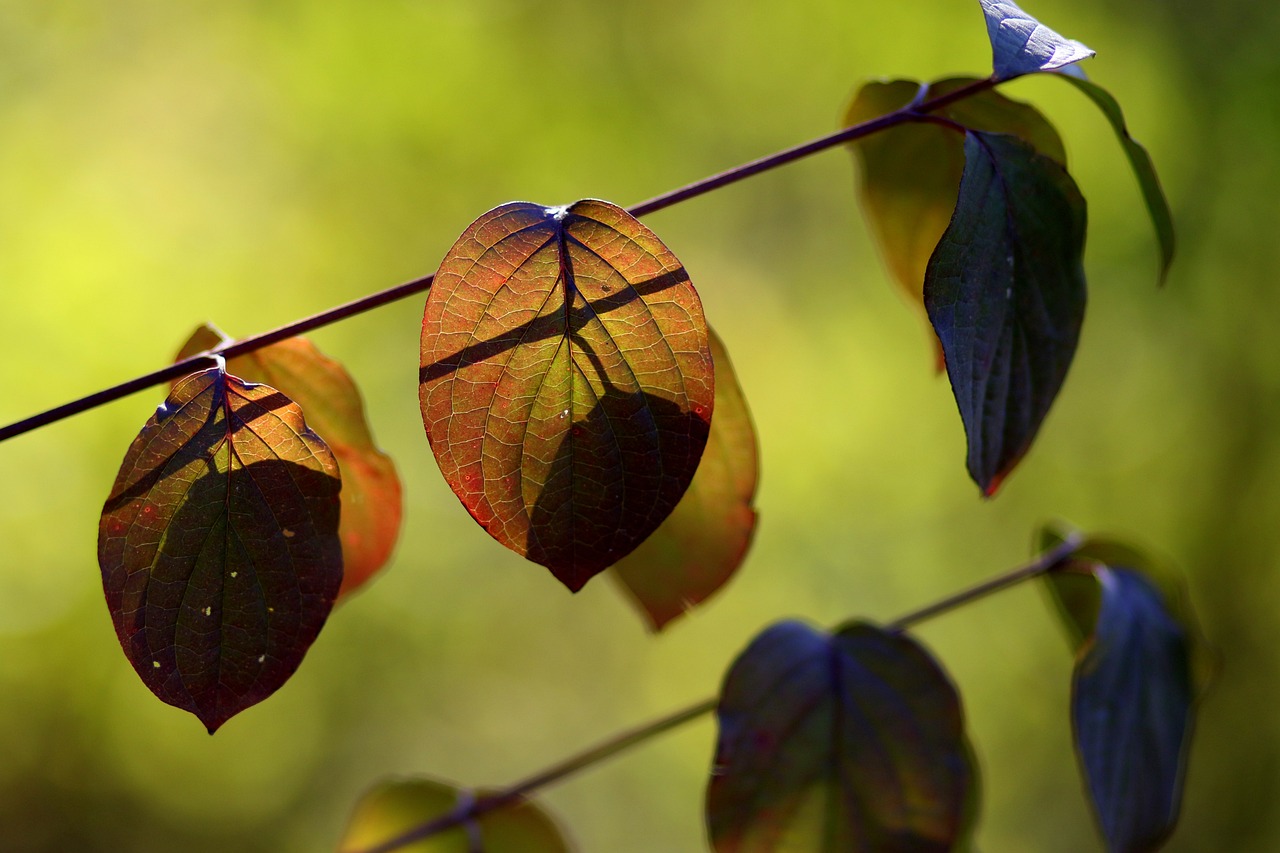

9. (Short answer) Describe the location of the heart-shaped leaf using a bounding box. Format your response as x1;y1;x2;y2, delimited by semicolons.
1057;75;1176;286
99;367;342;732
338;777;572;853
420;200;714;592
845;77;1066;363
978;0;1095;80
925;131;1087;495
176;324;402;599
707;620;975;852
610;328;758;631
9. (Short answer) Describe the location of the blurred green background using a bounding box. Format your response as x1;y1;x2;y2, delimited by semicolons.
0;0;1274;850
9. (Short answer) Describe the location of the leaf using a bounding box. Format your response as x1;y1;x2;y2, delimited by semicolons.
99;367;342;733
978;0;1095;80
1057;75;1176;286
707;620;975;852
924;131;1087;495
610;328;758;631
1060;566;1197;852
420;200;714;592
338;777;572;853
176;324;402;599
845;77;1066;364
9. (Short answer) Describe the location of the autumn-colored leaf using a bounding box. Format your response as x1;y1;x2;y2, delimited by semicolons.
978;0;1094;80
176;324;402;599
99;367;342;733
420;199;713;592
338;777;573;853
610;328;758;631
845;77;1065;365
707;620;975;852
925;131;1087;495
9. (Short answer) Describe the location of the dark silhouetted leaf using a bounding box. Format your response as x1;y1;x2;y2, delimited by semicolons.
610;328;758;631
420;200;713;592
979;0;1094;80
176;324;402;599
1058;75;1176;286
1063;566;1196;853
99;368;342;732
707;620;974;852
845;77;1065;364
338;777;572;853
925;131;1087;495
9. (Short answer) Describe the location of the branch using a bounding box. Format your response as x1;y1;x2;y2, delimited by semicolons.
349;529;1083;853
0;77;997;443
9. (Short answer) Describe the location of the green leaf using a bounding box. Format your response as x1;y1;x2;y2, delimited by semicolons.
707;620;975;852
177;324;402;600
845;77;1066;363
610;328;758;631
978;0;1094;80
1057;75;1176;286
338;777;573;853
420;200;714;592
99;367;342;733
1066;566;1197;853
925;131;1087;495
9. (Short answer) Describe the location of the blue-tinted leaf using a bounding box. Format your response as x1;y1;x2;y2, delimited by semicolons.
925;131;1087;495
1071;567;1195;852
979;0;1095;80
1057;75;1176;286
706;620;974;852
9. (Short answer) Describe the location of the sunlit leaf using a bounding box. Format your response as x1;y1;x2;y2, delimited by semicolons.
176;324;402;599
845;77;1065;363
1058;566;1197;852
925;131;1087;495
420;200;714;592
338;777;572;853
99;368;342;733
1057;75;1176;286
707;620;974;852
610;328;758;631
978;0;1094;80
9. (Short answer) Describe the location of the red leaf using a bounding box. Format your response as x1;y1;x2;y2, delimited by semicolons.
611;328;758;630
176;324;402;599
420;200;713;591
99;368;342;732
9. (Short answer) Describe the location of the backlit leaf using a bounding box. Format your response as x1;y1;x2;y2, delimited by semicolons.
1062;566;1197;852
978;0;1094;80
99;368;342;732
1057;75;1176;286
338;777;572;853
610;328;758;631
925;131;1087;494
707;620;974;852
845;77;1065;363
420;200;713;592
176;324;402;599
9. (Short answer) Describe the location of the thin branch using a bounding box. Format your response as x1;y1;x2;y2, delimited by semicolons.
0;78;997;443
350;529;1082;853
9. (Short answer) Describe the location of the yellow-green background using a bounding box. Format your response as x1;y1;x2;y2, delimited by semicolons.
0;0;1272;850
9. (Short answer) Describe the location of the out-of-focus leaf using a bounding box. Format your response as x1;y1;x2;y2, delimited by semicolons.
1057;75;1176;286
176;324;402;599
925;131;1087;495
707;620;974;852
99;368;342;733
1063;566;1197;853
610;328;758;631
978;0;1094;80
845;77;1065;364
420;200;713;592
338;777;573;853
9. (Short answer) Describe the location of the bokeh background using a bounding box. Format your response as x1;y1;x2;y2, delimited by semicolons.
0;0;1274;850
